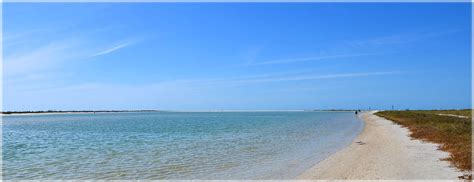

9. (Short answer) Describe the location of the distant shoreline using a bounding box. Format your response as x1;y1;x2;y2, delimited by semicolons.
1;109;361;116
0;110;161;116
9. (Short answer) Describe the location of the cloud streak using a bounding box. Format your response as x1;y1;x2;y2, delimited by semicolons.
249;53;379;66
350;30;461;48
90;40;137;58
4;33;142;88
4;40;78;77
220;71;401;84
163;71;402;88
24;71;400;93
247;30;460;67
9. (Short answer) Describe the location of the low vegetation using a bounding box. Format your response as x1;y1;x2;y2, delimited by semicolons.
375;110;472;175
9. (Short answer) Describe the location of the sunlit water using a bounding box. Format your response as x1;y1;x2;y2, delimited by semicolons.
3;111;363;179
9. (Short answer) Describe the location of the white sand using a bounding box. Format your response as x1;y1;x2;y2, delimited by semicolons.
298;111;463;180
437;113;469;119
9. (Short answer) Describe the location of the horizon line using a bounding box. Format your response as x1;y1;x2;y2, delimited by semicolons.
2;108;472;113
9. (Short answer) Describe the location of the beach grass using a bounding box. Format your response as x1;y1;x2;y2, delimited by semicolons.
424;109;472;118
375;110;472;173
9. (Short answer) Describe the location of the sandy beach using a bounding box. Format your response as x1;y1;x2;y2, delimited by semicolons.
298;111;463;180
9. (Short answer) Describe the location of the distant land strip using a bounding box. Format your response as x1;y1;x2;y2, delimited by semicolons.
1;110;161;115
1;109;366;115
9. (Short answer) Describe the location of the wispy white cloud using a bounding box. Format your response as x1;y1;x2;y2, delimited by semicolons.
4;31;138;76
219;71;401;84
3;28;49;47
152;71;402;88
21;70;401;94
4;40;79;77
247;30;460;67
4;34;142;89
249;53;379;66
90;40;138;58
349;30;461;48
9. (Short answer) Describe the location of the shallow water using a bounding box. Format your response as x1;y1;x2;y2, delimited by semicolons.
3;111;363;179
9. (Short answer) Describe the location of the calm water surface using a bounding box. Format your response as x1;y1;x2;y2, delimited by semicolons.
3;111;363;179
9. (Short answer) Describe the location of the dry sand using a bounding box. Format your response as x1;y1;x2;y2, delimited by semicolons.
436;113;469;119
298;111;463;180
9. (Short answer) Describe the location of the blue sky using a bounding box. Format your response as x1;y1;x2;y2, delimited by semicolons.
3;3;471;111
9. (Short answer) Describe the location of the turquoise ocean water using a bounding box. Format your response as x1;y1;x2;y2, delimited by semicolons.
3;111;363;179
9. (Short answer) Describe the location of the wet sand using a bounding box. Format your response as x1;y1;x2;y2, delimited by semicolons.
298;111;462;180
